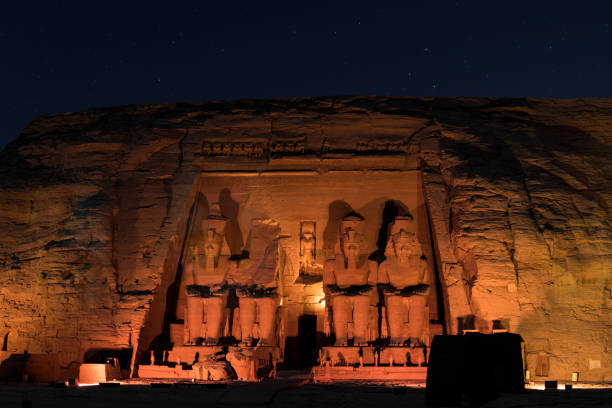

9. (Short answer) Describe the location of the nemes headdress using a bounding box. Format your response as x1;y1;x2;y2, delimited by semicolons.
340;213;364;241
385;216;418;256
335;212;365;254
205;203;228;239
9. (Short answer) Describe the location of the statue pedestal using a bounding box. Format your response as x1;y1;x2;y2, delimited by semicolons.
137;345;232;381
379;346;426;366
312;365;427;383
226;346;280;381
312;345;428;383
319;346;376;366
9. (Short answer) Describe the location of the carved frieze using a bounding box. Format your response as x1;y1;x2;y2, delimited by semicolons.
202;140;267;159
270;138;305;155
200;137;409;161
321;139;409;156
355;141;408;154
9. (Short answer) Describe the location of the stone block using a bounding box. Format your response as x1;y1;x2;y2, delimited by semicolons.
78;363;121;384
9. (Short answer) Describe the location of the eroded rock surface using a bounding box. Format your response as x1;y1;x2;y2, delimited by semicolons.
0;97;610;381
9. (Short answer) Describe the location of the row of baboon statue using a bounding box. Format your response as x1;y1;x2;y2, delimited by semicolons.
181;205;430;349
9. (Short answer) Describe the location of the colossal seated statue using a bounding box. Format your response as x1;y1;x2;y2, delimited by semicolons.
378;216;430;347
182;205;230;345
229;220;281;346
323;214;377;346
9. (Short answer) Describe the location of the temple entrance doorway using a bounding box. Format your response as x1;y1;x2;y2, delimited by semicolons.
297;315;317;368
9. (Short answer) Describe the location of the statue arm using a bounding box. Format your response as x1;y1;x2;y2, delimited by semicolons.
378;262;390;284
182;262;195;287
416;258;431;295
323;260;335;285
419;257;429;284
226;260;240;285
367;260;378;285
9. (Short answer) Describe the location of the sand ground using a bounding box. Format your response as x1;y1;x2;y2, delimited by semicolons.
0;381;610;408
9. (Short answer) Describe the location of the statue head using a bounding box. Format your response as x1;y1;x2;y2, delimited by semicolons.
338;213;365;261
301;220;315;240
301;221;315;238
386;216;419;258
203;203;227;259
300;221;316;251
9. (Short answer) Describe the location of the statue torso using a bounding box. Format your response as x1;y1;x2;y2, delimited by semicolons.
231;260;276;288
190;255;229;286
324;256;373;289
380;255;427;288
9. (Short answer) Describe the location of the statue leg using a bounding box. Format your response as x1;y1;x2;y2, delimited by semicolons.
332;296;350;345
385;295;405;345
407;295;427;346
239;297;256;345
186;296;204;344
203;296;225;344
352;296;370;346
255;296;278;346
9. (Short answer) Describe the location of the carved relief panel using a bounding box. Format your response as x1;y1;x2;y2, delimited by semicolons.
299;221;321;276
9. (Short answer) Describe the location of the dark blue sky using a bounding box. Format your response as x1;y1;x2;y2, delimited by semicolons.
2;1;611;149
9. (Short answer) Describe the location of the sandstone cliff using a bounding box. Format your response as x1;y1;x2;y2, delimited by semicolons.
0;97;610;381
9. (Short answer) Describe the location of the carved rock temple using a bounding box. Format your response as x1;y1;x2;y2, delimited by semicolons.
0;97;610;384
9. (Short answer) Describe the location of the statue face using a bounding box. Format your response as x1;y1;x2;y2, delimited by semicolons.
342;228;360;259
204;228;222;258
301;221;316;250
302;232;315;246
393;230;416;257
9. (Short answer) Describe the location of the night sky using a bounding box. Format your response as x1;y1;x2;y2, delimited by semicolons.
2;1;612;149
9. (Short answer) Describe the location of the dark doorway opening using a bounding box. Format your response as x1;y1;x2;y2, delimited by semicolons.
297;315;317;368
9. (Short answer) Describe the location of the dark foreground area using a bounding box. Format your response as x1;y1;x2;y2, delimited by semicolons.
0;381;610;408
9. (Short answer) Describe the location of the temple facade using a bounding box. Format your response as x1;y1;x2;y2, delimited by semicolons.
0;97;609;383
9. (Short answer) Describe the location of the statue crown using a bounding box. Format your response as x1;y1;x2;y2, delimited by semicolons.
205;202;228;234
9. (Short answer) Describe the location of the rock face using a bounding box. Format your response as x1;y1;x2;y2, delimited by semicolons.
0;97;610;382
